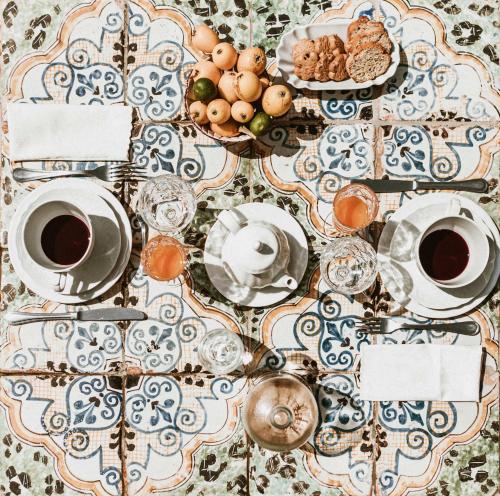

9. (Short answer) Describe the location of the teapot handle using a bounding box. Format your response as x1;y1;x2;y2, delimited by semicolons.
218;209;242;234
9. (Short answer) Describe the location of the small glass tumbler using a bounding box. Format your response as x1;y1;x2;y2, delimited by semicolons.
138;175;197;234
141;235;187;281
320;237;377;295
333;183;379;234
198;329;244;374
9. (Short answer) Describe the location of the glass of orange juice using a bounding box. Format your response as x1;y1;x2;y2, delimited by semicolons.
333;183;379;234
141;235;187;281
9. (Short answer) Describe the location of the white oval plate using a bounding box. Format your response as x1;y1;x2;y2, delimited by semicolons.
276;20;400;90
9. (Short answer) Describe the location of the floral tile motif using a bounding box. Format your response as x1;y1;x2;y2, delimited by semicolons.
123;373;247;494
126;0;196;121
151;0;251;51
0;301;124;374
380;0;500;121
404;405;499;496
130;122;249;196
124;251;245;373
372;310;499;496
374;124;500;226
0;405;85;496
249;373;373;496
253;123;374;238
379;125;499;181
407;0;499;81
0;375;123;496
0;0;98;91
2;0;125;108
250;271;375;373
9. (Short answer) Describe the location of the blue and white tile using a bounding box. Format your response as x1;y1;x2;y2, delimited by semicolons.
123;373;248;495
0;375;123;496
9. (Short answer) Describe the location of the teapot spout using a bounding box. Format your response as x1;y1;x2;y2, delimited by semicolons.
272;273;298;290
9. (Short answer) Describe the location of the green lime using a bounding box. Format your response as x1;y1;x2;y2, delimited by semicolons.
192;78;217;101
249;112;272;136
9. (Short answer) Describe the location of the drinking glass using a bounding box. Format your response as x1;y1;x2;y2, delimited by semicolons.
333;183;379;234
138;175;197;234
198;329;244;374
320;237;377;295
141;235;187;281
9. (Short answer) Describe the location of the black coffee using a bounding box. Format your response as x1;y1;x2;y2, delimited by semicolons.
41;215;90;266
418;229;469;281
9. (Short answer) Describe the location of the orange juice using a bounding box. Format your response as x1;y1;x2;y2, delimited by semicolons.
334;196;370;229
141;236;185;281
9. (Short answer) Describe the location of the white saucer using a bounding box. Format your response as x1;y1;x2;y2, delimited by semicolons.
204;203;308;307
15;188;121;295
8;179;131;303
378;193;500;318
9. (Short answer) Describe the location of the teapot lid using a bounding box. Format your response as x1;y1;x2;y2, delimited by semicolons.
226;224;279;274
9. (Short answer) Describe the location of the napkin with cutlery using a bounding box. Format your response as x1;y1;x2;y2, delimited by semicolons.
360;344;482;401
7;103;132;161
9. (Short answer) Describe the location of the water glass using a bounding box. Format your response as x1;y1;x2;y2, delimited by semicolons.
138;175;197;234
198;329;244;374
320;237;377;295
333;183;379;234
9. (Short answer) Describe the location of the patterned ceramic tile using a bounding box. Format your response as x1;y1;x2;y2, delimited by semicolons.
130;121;249;195
249;373;374;496
0;0;499;496
407;0;499;86
404;405;499;496
253;123;375;238
123;254;245;373
0;0;126;235
249;269;375;373
123;373;248;494
374;124;500;223
0;404;85;495
0;0;101;91
0;301;125;374
0;375;123;496
372;309;499;496
379;0;500;121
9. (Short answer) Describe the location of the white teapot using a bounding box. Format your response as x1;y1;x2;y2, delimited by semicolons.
218;209;298;290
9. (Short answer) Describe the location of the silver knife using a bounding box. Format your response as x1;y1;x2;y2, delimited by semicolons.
351;178;488;193
5;308;147;325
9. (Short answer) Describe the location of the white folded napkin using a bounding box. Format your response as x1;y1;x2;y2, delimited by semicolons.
360;344;482;401
7;103;132;161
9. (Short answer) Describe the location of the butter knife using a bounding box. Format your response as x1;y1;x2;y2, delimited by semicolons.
5;308;146;325
351;178;488;193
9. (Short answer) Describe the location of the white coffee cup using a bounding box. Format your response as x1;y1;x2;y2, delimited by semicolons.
22;200;94;292
414;199;489;289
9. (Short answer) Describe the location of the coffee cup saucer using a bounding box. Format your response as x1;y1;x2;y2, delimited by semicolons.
8;179;131;303
378;193;500;318
12;187;120;295
204;203;308;307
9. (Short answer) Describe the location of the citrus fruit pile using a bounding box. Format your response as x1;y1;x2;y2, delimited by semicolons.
187;23;293;139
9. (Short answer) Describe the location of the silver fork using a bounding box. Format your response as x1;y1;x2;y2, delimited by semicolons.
12;164;149;183
354;317;479;336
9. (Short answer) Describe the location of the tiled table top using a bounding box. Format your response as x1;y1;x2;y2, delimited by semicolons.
0;0;498;495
